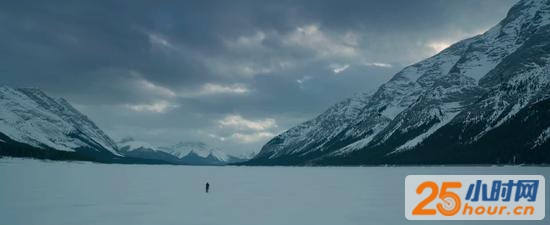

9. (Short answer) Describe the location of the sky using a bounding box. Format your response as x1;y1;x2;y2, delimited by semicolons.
0;0;519;156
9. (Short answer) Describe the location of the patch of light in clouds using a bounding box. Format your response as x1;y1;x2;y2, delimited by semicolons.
147;32;173;49
126;100;176;113
218;115;277;131
284;24;358;59
231;132;275;143
225;31;267;49
135;78;177;98
296;76;312;84
364;62;393;68
427;41;451;53
331;64;350;74
209;114;279;144
200;83;250;95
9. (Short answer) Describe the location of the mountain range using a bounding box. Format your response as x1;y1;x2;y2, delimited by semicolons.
0;86;242;165
246;0;550;165
118;138;247;165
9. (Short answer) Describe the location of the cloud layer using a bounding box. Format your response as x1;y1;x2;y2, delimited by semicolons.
0;0;518;154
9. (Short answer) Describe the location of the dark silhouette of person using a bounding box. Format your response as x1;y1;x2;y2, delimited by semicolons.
206;182;210;193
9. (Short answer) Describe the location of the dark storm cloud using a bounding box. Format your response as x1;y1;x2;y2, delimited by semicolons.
0;0;518;154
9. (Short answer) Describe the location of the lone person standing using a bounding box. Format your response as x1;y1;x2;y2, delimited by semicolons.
205;182;210;193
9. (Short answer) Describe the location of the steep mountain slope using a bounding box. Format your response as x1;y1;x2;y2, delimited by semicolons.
248;0;550;165
0;86;122;161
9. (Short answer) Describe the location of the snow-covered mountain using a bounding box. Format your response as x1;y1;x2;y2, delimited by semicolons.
0;86;122;161
159;141;213;159
248;0;550;165
117;137;183;164
118;139;245;165
159;141;246;165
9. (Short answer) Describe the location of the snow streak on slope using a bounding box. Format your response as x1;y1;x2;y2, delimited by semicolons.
533;127;550;148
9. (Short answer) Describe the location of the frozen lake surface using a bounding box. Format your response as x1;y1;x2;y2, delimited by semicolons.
0;158;548;225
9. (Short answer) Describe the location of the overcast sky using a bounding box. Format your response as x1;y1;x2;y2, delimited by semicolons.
0;0;519;155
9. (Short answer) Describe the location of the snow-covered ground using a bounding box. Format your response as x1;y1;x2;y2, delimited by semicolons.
0;158;548;225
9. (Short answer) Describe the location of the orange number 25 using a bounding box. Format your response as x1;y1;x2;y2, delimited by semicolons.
412;181;462;216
